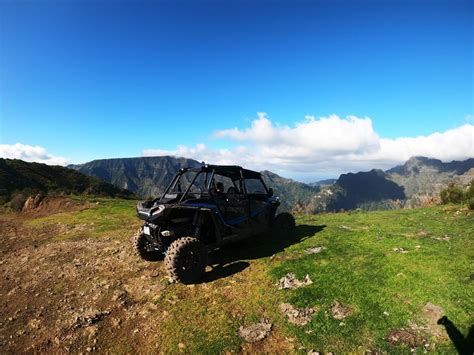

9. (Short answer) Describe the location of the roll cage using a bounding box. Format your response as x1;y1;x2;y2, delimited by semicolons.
159;164;270;203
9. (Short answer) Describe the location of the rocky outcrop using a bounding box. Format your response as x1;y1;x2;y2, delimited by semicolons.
22;193;44;212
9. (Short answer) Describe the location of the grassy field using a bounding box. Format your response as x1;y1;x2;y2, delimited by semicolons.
1;197;473;353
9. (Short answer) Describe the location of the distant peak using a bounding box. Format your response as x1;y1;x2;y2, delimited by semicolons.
405;156;441;165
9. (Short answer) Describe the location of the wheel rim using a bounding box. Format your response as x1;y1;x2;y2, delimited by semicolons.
142;239;158;253
181;250;201;271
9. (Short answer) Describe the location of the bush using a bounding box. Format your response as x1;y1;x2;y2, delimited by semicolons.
440;183;465;204
468;197;474;210
10;192;28;211
439;180;474;209
467;180;474;199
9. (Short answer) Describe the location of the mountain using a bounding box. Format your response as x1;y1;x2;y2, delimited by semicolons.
69;156;200;198
0;158;134;203
69;157;320;211
310;169;405;212
310;157;474;212
260;170;320;211
386;156;474;207
309;178;337;187
68;155;474;213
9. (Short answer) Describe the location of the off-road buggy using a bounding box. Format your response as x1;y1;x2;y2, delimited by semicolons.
133;164;295;283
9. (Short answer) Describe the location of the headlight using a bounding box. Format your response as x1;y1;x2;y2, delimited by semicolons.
151;204;165;216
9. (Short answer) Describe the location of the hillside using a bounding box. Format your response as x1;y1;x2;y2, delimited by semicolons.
0;159;134;203
310;157;474;212
69;157;319;210
68;156;474;212
261;170;320;211
0;198;471;353
386;157;474;207
311;169;406;212
69;156;201;198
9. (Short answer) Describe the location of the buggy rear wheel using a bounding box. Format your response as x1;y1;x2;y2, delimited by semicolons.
164;237;207;284
274;212;296;231
132;229;163;261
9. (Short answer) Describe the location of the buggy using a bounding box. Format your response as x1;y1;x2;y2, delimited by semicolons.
133;163;295;283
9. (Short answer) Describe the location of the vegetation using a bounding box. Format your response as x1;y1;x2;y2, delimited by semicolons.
68;156;201;198
0;158;135;207
270;206;473;352
12;197;473;352
262;170;320;211
440;180;474;209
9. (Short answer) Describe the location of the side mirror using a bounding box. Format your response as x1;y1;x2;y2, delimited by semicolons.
268;188;274;197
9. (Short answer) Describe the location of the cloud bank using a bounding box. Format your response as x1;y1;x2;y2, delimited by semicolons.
143;113;474;179
0;143;69;166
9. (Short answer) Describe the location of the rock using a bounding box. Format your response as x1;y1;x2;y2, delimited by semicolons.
277;273;313;290
330;301;353;320
72;310;111;329
111;317;122;328
22;193;44;211
393;247;408;253
280;303;316;326
238;319;272;343
305;247;325;254
432;235;450;241
27;318;41;329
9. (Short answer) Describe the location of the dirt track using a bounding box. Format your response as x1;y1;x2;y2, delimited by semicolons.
0;210;166;352
0;199;292;353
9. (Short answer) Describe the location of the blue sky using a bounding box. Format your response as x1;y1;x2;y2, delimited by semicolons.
0;0;472;180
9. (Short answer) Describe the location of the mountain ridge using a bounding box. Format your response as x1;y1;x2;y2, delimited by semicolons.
69;157;321;211
0;158;134;204
67;155;474;212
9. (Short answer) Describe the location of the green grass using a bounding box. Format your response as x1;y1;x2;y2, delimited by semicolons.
19;200;474;352
267;206;473;352
25;197;140;238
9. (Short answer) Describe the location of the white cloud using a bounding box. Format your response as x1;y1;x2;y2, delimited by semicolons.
0;143;69;166
143;113;474;181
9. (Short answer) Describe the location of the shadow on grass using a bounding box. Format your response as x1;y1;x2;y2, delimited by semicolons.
437;316;474;355
200;224;326;283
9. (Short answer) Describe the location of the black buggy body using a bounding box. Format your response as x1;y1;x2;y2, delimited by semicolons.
133;163;295;283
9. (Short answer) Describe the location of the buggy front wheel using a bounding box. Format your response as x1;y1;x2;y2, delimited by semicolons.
274;212;296;231
132;230;163;261
164;237;207;284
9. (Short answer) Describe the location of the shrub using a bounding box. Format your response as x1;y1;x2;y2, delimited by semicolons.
10;192;28;212
440;183;465;204
468;197;474;210
467;180;474;199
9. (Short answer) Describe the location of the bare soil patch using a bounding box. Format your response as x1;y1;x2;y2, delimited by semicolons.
330;301;353;320
277;273;313;290
279;303;316;326
22;196;91;217
238;319;272;343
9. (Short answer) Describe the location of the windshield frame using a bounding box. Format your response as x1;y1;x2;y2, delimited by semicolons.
159;169;215;202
